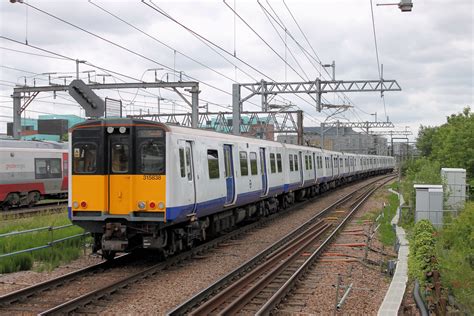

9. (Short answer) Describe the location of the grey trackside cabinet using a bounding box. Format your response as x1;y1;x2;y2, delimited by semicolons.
441;168;466;210
414;184;444;228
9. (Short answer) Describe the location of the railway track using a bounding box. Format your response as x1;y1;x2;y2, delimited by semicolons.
168;175;395;315
0;175;393;315
1;200;67;220
0;181;329;315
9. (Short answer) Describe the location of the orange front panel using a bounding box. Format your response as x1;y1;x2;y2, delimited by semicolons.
72;175;108;212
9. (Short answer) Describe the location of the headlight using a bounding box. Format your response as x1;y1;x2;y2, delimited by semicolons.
138;201;146;209
158;202;165;210
73;201;79;208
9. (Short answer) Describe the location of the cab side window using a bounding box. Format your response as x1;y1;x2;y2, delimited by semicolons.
73;143;97;174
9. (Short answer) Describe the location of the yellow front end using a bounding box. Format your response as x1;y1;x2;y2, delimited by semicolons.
72;174;166;218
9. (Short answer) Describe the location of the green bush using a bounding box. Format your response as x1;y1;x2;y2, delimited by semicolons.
435;202;474;312
408;220;437;286
400;158;442;207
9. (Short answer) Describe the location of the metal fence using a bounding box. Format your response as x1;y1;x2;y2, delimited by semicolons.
0;224;90;259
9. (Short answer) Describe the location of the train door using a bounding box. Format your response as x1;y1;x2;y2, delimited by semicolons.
178;140;196;212
223;144;235;205
312;153;317;182
61;152;68;191
298;151;304;187
330;154;334;178
259;148;268;196
108;134;131;214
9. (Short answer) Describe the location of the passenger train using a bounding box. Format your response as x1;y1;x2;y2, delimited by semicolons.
69;118;395;259
0;140;68;209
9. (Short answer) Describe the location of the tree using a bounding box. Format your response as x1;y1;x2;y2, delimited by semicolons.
415;107;474;179
416;125;438;157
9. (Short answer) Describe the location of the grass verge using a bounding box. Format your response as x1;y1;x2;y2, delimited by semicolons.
0;212;89;274
378;193;399;246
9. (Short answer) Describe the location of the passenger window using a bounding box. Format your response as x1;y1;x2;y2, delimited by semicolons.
250;152;258;175
309;156;313;170
49;159;62;177
305;156;309;170
140;140;164;174
207;149;220;179
179;148;185;178
73;143;97;174
240;151;249;176
35;159;48;179
185;147;192;180
294;155;299;171
270;153;276;173
276;153;282;173
289;154;294;172
112;143;129;173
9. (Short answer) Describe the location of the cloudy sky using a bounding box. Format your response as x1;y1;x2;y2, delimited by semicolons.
0;0;472;141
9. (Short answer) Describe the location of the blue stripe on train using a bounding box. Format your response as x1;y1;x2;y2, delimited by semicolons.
167;185;284;222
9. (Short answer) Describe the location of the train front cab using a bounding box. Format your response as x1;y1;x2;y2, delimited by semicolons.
69;119;167;256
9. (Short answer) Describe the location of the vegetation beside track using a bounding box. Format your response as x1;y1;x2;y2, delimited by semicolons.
378;192;398;246
0;213;89;274
435;202;474;311
399;107;473;312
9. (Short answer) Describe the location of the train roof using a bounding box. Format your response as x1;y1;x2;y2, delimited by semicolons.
0;139;67;149
72;118;393;158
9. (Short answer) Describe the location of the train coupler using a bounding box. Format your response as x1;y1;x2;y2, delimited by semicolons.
102;222;128;251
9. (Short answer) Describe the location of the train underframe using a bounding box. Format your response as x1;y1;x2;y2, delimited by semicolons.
83;169;392;260
1;191;66;210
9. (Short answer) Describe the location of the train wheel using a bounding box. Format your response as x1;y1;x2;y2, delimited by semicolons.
27;191;40;207
102;250;116;260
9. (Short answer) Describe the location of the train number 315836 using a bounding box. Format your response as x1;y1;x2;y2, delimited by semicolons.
143;175;161;180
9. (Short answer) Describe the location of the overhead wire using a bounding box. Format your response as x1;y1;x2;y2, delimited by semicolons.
1;36;231;113
283;1;376;123
222;0;308;83
257;2;310;81
6;2;323;125
369;0;387;120
19;2;234;99
88;0;261;111
143;0;323;124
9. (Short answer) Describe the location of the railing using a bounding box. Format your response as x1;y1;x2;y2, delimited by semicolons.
0;224;90;259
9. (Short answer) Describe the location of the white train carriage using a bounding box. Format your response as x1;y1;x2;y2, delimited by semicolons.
0;140;68;208
70;118;394;256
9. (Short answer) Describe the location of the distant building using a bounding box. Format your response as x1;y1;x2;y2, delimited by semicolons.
6;114;85;141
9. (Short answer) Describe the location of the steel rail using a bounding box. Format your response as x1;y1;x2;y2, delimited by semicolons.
37;175;391;315
0;253;132;306
256;175;395;315
1;201;67;220
35;186;328;315
167;174;394;315
195;183;377;315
